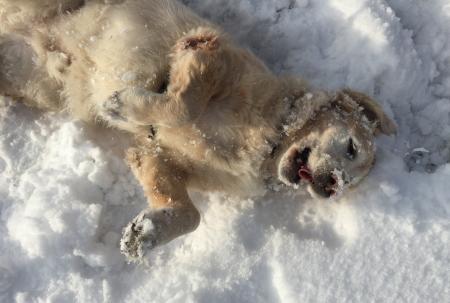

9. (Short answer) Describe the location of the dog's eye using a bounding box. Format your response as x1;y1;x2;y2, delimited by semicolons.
346;138;358;160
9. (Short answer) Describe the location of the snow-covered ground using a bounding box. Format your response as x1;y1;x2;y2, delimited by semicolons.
1;0;449;302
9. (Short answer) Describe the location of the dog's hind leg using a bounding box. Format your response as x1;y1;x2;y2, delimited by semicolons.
0;35;64;110
120;147;200;261
0;0;87;22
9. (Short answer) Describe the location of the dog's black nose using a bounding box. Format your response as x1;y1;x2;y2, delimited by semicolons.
312;173;338;198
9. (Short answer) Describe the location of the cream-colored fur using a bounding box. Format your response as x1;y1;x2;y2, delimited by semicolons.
0;0;396;260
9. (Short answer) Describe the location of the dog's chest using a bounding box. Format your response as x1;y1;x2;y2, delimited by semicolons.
157;121;275;176
156;126;272;195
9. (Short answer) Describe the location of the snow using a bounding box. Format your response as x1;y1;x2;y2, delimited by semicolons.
0;0;449;302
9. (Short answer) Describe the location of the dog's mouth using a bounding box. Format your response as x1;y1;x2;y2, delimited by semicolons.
279;147;338;198
295;147;313;183
279;147;313;185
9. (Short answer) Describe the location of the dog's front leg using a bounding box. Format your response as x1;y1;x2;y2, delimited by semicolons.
100;27;230;131
99;78;211;131
120;148;200;261
100;88;178;128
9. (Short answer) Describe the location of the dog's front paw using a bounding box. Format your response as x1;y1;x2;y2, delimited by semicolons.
120;208;175;262
101;91;128;123
46;51;71;79
100;88;162;126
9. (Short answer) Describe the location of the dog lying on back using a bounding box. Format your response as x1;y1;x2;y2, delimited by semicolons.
0;0;396;261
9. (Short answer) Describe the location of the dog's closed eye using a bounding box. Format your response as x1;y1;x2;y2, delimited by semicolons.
346;138;358;160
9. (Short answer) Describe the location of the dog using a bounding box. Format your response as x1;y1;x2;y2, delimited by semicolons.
0;0;396;261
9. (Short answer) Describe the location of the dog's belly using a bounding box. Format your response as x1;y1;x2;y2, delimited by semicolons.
50;0;208;112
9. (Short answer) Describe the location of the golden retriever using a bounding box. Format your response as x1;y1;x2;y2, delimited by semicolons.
0;0;396;261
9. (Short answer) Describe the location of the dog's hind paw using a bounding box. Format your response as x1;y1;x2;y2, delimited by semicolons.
120;208;175;262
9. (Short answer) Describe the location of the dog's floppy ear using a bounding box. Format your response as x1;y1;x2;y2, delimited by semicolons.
341;89;397;136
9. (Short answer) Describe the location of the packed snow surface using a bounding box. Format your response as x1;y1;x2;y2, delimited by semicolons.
1;0;449;302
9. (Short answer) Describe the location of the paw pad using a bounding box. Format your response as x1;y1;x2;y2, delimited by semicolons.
120;213;156;262
120;208;175;262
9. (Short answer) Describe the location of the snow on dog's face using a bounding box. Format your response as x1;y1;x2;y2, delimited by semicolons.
277;90;396;198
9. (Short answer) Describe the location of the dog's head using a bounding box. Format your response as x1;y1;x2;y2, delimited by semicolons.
277;89;396;198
